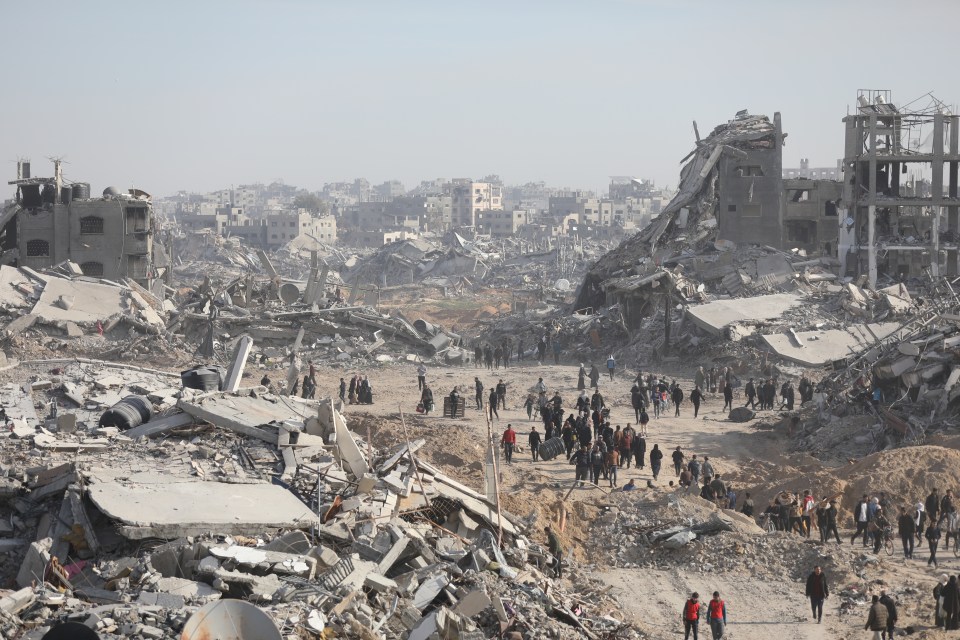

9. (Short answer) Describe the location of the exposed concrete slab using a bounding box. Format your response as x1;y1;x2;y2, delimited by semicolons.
760;322;901;367
30;276;124;324
87;480;319;539
178;393;311;445
687;293;804;336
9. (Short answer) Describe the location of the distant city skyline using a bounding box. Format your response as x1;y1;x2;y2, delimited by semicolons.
2;0;957;198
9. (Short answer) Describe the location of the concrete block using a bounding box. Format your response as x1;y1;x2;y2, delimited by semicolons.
17;537;52;588
136;592;186;610
453;590;491;617
363;573;398;593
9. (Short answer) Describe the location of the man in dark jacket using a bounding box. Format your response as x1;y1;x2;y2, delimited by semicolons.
865;594;889;636
671;385;684;417
690;386;704;418
528;426;542;462
672;446;685;476
879;590;898;639
570;445;590;487
897;506;916;559
744;378;757;409
805;566;828;623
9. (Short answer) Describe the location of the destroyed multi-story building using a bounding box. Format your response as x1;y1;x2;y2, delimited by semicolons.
447;179;503;228
4;159;161;290
839;89;960;286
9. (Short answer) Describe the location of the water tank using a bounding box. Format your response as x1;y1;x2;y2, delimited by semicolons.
60;187;72;204
41;184;56;204
279;282;300;304
181;365;225;391
99;395;154;431
102;186;123;197
42;622;99;640
181;600;282;640
72;183;90;200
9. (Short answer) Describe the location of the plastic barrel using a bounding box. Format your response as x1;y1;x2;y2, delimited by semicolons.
538;436;566;461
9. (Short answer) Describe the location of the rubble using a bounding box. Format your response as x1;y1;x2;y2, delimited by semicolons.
0;351;643;640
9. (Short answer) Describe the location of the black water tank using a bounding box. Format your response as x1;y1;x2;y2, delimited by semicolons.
42;622;99;640
72;183;90;200
41;184;56;204
181;365;224;391
99;395;153;431
61;187;72;204
538;437;566;461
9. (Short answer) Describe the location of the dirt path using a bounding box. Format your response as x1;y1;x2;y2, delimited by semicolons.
294;358;955;637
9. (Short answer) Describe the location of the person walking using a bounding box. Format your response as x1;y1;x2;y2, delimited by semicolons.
633;432;646;469
865;594;889;640
744;378;757;409
946;575;960;630
501;424;516;464
545;526;563;578
589;364;601;389
672;446;685;476
822;498;842;544
577;364;587;391
416;363;427;391
420;384;434;415
552;340;562;364
529;426;541;462
338;377;346;403
935;574;949;629
897;506;916;559
805;565;828;624
607;448;619;488
488;388;499;421
926;519;942;567
516;339;524;363
687;454;702;486
570;444;590;487
650;444;663;480
606;354;616;381
672;385;684;417
851;495;870;546
690;386;704;418
707;592;726;640
722;381;734;412
879;590;897;639
496;379;507;410
524;393;536;420
474;377;484;410
682;593;702;640
702;456;715;483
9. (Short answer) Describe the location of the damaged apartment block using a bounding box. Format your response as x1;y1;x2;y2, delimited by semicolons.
4;160;167;294
839;89;960;287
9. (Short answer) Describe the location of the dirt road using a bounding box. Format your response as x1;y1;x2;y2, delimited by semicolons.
294;358;952;638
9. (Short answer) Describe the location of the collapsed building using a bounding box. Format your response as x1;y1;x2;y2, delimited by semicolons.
839;90;960;286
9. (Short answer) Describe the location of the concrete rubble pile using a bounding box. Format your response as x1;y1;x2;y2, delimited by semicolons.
588;490;864;582
0;347;642;639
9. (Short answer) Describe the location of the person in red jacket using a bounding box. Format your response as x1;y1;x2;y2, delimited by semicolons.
708;591;727;640
682;592;701;640
501;424;517;464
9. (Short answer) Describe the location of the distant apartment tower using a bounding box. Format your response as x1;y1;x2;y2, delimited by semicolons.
447;180;503;228
6;160;158;290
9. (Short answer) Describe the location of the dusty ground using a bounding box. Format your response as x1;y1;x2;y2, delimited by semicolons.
246;355;960;639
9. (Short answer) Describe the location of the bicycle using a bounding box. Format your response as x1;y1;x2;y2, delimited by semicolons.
882;526;894;556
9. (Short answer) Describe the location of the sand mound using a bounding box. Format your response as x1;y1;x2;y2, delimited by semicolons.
836;445;960;511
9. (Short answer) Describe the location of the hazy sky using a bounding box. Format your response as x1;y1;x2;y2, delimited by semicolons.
2;0;957;197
